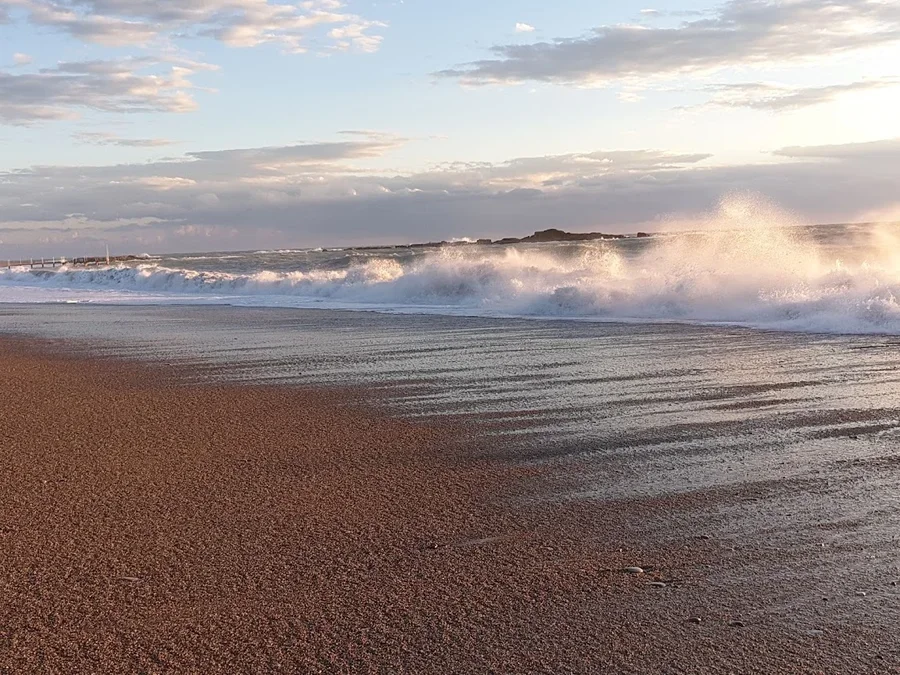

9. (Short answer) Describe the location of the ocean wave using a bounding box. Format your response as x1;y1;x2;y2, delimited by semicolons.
252;248;324;254
4;203;900;334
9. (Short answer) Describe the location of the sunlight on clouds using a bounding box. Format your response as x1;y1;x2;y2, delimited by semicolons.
328;21;387;53
2;0;387;54
134;177;198;190
0;57;214;124
439;0;900;86
693;79;899;112
816;84;900;145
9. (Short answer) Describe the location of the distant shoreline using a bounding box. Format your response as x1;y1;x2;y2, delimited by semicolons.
8;221;895;263
352;227;655;251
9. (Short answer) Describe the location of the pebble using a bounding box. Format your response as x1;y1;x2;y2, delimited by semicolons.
688;617;702;624
623;567;644;574
729;621;746;628
856;591;867;597
805;629;824;637
647;582;667;588
118;576;141;582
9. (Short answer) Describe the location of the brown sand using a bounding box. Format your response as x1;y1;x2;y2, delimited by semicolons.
0;338;895;673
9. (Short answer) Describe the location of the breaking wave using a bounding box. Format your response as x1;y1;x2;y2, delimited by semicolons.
3;197;900;335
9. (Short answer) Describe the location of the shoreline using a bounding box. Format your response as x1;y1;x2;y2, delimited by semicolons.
3;300;894;341
1;335;897;672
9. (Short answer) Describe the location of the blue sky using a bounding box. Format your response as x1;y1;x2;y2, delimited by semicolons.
1;0;900;255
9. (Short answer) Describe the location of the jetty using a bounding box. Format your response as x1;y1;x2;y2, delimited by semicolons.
4;254;145;270
5;257;67;269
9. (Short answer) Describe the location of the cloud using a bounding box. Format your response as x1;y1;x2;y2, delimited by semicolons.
184;134;406;170
4;134;900;256
413;150;711;192
0;57;213;125
74;131;177;147
9;0;160;46
12;52;32;65
774;137;900;160
327;20;386;53
617;90;644;103
1;132;406;193
4;0;387;53
437;0;900;85
515;22;535;33
696;79;899;110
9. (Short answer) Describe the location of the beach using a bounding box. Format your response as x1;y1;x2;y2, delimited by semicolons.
5;0;900;668
3;306;900;672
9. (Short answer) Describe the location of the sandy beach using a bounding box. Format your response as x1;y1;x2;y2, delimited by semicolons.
2;332;899;673
4;0;900;667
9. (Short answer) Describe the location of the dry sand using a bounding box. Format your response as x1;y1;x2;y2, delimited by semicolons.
0;337;895;673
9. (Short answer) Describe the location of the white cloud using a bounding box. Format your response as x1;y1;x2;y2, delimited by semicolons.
3;0;387;54
695;79;899;111
328;20;386;53
515;22;535;33
438;0;900;85
12;52;32;65
74;131;177;147
0;57;214;125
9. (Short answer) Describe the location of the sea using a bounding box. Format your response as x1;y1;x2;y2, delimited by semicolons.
3;220;900;633
3;221;900;334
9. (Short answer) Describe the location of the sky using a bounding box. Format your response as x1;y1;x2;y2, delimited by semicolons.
1;0;899;256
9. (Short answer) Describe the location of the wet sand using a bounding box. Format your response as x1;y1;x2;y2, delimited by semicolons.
1;336;897;673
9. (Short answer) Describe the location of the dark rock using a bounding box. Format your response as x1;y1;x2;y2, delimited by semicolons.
518;228;626;243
